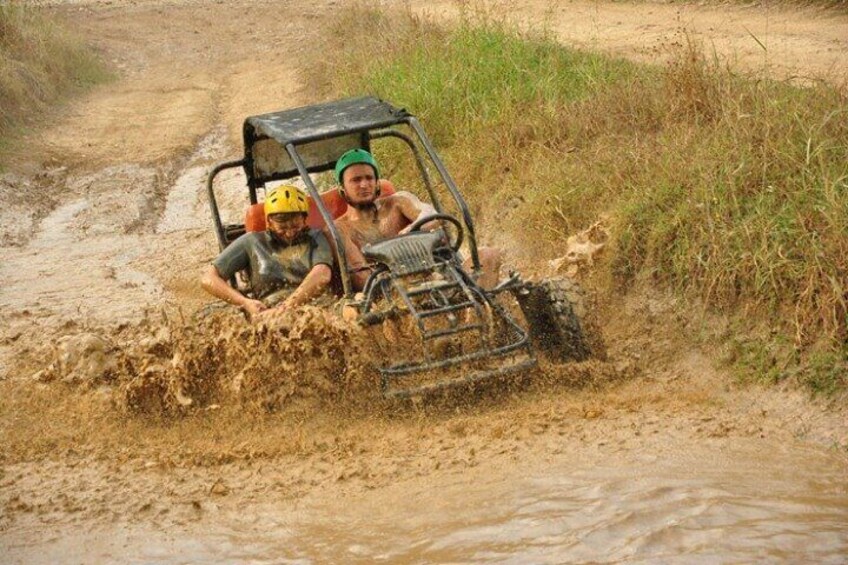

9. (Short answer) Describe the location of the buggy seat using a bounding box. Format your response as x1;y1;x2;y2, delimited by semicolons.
244;179;396;232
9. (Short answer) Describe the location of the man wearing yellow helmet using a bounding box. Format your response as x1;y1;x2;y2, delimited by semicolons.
201;185;334;318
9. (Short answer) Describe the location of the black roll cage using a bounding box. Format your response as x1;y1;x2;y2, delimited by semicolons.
205;96;481;298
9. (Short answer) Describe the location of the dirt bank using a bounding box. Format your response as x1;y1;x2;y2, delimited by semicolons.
415;0;848;83
1;0;846;556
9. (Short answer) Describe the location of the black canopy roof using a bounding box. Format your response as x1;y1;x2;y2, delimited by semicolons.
242;96;411;184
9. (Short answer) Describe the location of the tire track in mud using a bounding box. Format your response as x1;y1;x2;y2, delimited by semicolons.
0;194;162;325
0;168;68;248
2;2;847;557
0;127;239;380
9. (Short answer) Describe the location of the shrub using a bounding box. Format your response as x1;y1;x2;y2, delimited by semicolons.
310;6;848;393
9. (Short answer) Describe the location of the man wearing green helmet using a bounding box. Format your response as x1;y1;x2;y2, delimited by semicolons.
332;149;502;290
201;185;334;319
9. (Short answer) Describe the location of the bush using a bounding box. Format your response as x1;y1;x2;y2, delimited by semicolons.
0;4;109;158
310;6;848;394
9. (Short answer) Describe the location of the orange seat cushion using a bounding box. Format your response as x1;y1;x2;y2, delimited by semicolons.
244;202;266;232
306;191;348;230
245;180;397;232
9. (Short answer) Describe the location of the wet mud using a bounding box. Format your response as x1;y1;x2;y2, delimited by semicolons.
118;306;379;415
1;0;847;562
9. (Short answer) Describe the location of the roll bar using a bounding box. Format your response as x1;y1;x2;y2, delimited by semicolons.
205;112;483;297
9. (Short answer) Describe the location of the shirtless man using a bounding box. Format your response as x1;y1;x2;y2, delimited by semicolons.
332;149;502;290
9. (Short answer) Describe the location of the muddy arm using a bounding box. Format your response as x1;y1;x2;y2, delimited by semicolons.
396;191;439;233
201;265;265;316
281;264;332;308
327;225;372;292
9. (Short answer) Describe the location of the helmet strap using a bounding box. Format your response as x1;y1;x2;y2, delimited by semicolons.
267;225;308;246
348;200;377;212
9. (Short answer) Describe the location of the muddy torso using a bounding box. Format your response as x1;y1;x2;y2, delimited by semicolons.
336;197;411;249
212;230;334;300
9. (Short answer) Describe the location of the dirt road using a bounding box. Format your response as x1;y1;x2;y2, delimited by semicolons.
417;0;848;83
1;1;847;561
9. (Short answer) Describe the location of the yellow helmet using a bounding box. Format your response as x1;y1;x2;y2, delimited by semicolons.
264;185;309;217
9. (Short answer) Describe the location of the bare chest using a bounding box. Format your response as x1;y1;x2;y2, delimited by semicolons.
345;207;409;246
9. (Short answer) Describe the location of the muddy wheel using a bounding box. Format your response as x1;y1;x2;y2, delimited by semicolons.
515;278;602;362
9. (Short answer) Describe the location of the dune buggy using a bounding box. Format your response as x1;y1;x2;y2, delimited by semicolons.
206;96;596;398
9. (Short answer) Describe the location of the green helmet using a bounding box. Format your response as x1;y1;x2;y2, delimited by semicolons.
334;148;380;185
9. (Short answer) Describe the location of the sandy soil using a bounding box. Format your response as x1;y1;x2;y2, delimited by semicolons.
416;0;848;83
1;0;847;556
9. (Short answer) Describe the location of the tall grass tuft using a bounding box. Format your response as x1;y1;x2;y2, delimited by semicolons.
0;4;109;158
310;6;848;393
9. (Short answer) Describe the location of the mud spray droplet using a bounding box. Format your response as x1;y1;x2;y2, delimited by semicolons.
210;479;229;496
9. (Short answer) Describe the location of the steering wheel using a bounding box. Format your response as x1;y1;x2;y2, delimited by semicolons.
406;213;464;252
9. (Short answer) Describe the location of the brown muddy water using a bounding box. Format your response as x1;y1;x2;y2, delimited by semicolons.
4;438;847;564
2;132;846;564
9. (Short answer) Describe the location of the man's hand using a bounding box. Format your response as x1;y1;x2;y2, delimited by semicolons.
240;298;267;318
255;302;290;322
202;266;272;319
253;303;292;328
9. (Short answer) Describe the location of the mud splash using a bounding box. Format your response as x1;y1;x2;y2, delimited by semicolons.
35;305;381;416
32;301;617;417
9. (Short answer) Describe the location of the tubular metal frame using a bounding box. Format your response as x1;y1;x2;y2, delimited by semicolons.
206;118;482;296
357;248;534;398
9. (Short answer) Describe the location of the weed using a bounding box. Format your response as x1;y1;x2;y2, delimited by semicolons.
798;349;848;395
0;4;110;162
310;6;847;393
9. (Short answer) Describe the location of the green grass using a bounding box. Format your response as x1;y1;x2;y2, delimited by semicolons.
627;0;848;9
364;29;632;143
0;4;110;166
309;6;848;395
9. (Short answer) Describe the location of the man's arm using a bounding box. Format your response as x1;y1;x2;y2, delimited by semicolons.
330;221;373;292
201;234;267;317
201;265;266;317
280;263;332;308
394;191;438;234
342;228;372;291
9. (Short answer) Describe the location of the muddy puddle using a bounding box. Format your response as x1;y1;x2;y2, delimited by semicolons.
4;2;848;564
302;444;848;563
3;437;846;564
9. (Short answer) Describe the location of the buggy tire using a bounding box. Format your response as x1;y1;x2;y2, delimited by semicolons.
515;278;601;362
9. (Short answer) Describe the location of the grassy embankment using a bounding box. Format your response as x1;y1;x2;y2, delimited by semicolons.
643;0;848;8
0;4;108;167
309;8;847;395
